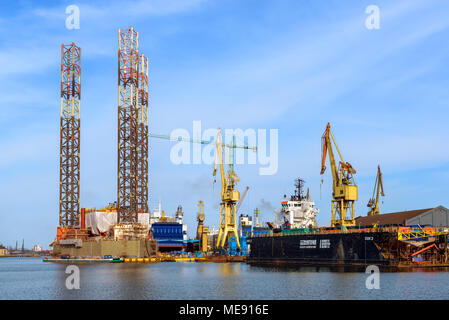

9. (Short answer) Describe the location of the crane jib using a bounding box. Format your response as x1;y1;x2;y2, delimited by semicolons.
148;133;256;150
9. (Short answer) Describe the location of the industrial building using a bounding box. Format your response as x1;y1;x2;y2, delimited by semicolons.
0;246;8;256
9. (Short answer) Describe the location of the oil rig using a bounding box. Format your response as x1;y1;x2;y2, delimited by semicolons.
53;28;156;258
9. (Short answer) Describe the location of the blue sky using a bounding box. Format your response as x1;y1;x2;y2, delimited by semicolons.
1;0;449;249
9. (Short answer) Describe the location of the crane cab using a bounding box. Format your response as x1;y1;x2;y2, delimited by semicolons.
224;191;240;202
334;185;358;201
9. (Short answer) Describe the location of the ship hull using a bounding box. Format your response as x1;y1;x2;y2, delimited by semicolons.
247;232;400;269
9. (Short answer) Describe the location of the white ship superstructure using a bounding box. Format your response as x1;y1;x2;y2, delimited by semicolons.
275;179;319;229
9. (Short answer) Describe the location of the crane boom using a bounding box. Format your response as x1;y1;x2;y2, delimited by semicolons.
236;186;249;214
320;122;358;227
321;123;339;188
213;129;229;198
149;132;257;151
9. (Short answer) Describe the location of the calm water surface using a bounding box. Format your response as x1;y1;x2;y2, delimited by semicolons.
1;257;449;299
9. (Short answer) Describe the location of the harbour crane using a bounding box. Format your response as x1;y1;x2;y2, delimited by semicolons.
367;165;384;216
320;123;358;227
213;129;257;250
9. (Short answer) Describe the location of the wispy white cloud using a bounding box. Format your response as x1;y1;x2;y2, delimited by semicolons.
148;0;449;130
33;0;208;20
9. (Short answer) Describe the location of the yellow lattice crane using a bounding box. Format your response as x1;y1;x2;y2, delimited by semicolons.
367;165;384;216
148;129;256;250
320;123;358;227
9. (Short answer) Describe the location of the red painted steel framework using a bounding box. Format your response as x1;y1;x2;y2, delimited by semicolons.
118;27;149;222
57;28;149;228
118;27;139;222
137;54;149;214
59;43;81;227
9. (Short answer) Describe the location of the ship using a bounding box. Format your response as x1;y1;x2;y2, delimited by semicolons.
274;178;318;230
247;180;449;270
150;203;189;252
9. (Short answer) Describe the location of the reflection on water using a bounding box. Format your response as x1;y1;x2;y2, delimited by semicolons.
196;264;209;275
217;263;241;276
1;258;449;300
114;264;150;299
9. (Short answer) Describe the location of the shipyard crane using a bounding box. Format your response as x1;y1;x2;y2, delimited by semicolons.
320;123;358;227
367;165;385;216
149;130;257;250
148;133;257;152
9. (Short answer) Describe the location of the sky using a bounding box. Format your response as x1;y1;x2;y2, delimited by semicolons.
0;0;449;249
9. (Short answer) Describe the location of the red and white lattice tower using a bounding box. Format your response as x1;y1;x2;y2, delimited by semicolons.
117;28;139;222
59;43;81;227
137;54;149;213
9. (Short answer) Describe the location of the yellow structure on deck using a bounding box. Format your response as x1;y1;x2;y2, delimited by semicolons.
398;228;448;241
201;227;209;252
367;165;385;216
320;123;358;227
196;200;209;252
